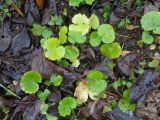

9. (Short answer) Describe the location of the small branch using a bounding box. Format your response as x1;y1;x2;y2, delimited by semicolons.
0;83;21;99
12;2;24;17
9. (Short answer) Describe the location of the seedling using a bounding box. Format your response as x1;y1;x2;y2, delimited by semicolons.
118;89;136;112
20;71;42;94
37;89;50;102
103;4;111;22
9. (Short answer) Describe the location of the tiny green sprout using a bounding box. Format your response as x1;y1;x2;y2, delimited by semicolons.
118;89;136;112
69;14;90;35
89;31;102;47
141;11;160;34
64;46;79;62
103;4;111;22
43;38;65;61
87;70;107;94
50;74;63;87
89;14;99;29
37;89;50;102
118;18;131;28
49;15;63;26
100;42;122;59
142;31;154;44
98;24;115;43
20;71;42;94
58;97;77;117
59;26;68;44
68;31;86;44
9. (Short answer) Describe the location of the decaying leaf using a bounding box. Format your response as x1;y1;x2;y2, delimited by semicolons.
74;80;99;103
35;0;44;10
74;80;89;103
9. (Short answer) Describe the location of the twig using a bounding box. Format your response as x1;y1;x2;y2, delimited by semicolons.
11;2;24;17
0;83;21;99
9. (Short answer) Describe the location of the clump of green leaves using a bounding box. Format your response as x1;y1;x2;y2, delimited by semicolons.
58;97;77;117
49;15;63;26
32;24;52;38
118;89;136;112
37;89;50;102
20;71;42;94
69;0;95;7
141;11;160;34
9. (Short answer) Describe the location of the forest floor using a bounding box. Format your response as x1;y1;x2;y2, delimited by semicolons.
0;0;160;120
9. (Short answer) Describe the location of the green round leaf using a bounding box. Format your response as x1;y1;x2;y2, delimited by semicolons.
90;14;99;29
20;71;42;94
98;24;115;43
141;11;160;34
43;38;65;61
72;14;89;25
88;79;107;93
100;42;122;59
142;31;154;44
58;97;77;117
64;46;79;62
87;70;104;80
68;31;86;44
89;31;102;46
59;26;68;35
